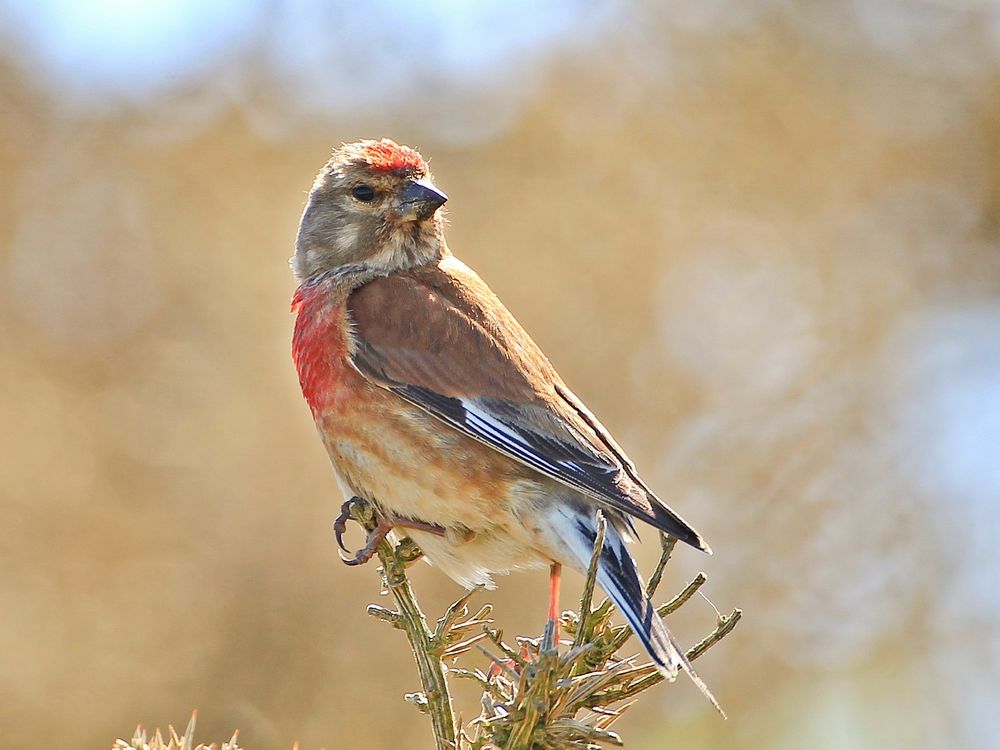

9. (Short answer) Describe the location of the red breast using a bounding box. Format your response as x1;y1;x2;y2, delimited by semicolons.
292;283;353;416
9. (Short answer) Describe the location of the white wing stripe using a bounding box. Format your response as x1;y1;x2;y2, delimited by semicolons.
463;402;566;475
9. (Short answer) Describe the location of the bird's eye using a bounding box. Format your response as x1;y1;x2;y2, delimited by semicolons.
351;184;376;203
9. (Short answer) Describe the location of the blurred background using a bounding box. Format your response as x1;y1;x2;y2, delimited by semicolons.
2;1;999;748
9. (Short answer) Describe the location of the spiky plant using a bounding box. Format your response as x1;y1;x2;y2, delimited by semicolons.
114;505;739;750
114;712;242;750
356;501;741;750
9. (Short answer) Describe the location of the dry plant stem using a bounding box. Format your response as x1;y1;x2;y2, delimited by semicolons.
589;607;743;707
355;503;459;750
573;511;607;651
659;572;708;616
687;608;742;661
610;570;708;653
645;533;677;597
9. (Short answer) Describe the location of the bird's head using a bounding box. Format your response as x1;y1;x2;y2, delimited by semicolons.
293;139;449;281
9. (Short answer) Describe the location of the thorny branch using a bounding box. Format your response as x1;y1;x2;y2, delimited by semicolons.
349;500;461;750
351;501;742;750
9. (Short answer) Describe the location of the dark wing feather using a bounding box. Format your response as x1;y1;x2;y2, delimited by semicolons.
346;259;710;552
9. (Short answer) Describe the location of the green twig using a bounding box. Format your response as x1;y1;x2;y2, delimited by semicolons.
354;501;458;750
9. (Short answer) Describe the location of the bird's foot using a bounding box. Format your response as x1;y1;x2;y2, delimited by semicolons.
333;497;373;564
333;497;447;566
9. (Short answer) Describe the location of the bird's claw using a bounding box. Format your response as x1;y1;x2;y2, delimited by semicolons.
341;521;393;566
333;497;363;555
333;497;389;566
333;497;447;567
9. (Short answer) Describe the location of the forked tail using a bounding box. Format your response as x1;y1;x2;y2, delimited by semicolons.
556;507;724;716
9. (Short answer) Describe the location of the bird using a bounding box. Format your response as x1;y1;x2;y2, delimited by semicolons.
291;138;719;710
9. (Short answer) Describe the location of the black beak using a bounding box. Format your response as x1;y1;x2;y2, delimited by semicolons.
398;178;448;221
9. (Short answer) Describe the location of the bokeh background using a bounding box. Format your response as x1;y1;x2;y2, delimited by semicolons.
2;1;999;748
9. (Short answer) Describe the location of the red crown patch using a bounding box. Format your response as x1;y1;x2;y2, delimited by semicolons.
360;140;425;172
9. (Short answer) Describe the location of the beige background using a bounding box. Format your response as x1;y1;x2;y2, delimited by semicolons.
1;3;998;749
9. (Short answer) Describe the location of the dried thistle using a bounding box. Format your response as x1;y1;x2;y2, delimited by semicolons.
113;712;242;750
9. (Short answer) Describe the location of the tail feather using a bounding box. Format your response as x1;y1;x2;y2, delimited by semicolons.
557;507;724;717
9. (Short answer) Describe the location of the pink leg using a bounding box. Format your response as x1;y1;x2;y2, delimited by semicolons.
548;562;562;644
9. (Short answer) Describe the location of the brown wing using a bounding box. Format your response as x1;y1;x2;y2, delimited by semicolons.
345;256;710;552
